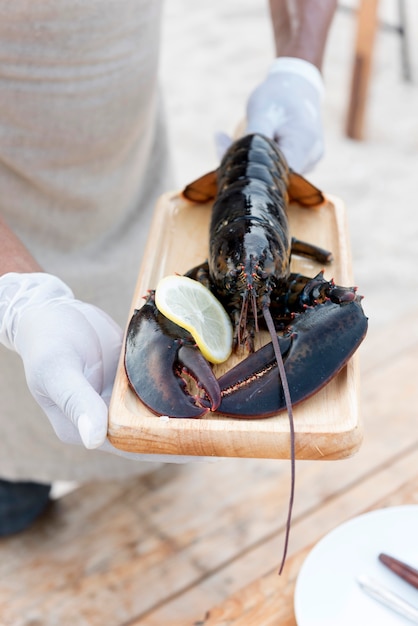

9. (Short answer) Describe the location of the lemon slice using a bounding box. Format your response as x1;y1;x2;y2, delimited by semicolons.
155;275;233;364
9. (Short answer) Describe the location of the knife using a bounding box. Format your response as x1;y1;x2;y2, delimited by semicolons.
357;575;418;624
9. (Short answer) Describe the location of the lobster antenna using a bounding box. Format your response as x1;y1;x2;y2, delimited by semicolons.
262;304;295;576
237;294;248;347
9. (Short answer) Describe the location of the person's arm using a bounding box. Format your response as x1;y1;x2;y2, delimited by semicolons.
0;215;42;275
245;0;337;173
269;0;337;69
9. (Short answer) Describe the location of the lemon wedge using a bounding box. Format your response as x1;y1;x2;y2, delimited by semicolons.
155;275;233;364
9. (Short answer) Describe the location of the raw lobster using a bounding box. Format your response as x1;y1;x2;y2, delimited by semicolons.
124;133;367;574
124;133;368;420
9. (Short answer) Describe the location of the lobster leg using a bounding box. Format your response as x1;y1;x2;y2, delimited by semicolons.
291;236;333;265
216;297;368;418
124;295;221;418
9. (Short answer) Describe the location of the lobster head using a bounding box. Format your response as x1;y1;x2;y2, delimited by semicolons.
208;225;290;349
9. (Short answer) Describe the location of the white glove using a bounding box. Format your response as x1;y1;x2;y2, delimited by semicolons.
0;272;208;463
0;272;124;448
245;57;325;173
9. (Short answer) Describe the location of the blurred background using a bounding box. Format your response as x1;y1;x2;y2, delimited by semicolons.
160;0;418;332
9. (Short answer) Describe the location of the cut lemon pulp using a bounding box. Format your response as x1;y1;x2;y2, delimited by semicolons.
155;275;233;364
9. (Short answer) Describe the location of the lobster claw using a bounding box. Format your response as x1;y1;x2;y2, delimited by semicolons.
217;299;368;417
124;295;221;418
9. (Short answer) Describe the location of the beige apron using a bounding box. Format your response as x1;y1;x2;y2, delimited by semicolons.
0;0;174;481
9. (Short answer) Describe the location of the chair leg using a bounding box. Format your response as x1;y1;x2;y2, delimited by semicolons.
398;0;412;82
345;0;379;140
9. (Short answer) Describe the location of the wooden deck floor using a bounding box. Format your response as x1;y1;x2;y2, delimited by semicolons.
1;311;418;625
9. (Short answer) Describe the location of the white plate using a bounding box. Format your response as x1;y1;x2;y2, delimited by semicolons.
294;505;418;625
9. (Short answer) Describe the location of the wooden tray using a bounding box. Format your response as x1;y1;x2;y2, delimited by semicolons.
108;191;363;460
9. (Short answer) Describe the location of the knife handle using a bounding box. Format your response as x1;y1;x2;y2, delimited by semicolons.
379;553;418;590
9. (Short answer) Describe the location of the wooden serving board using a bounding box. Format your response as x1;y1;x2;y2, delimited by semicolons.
108;191;363;460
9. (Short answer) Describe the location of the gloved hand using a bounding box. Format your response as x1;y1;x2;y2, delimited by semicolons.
0;272;124;448
0;272;207;463
245;57;325;173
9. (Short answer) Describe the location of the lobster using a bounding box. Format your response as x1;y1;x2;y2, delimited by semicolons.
124;133;367;421
124;133;368;573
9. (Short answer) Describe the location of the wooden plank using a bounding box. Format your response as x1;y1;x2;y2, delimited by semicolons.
109;191;364;460
2;442;412;626
134;449;418;625
193;478;418;626
194;550;306;626
346;0;380;139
